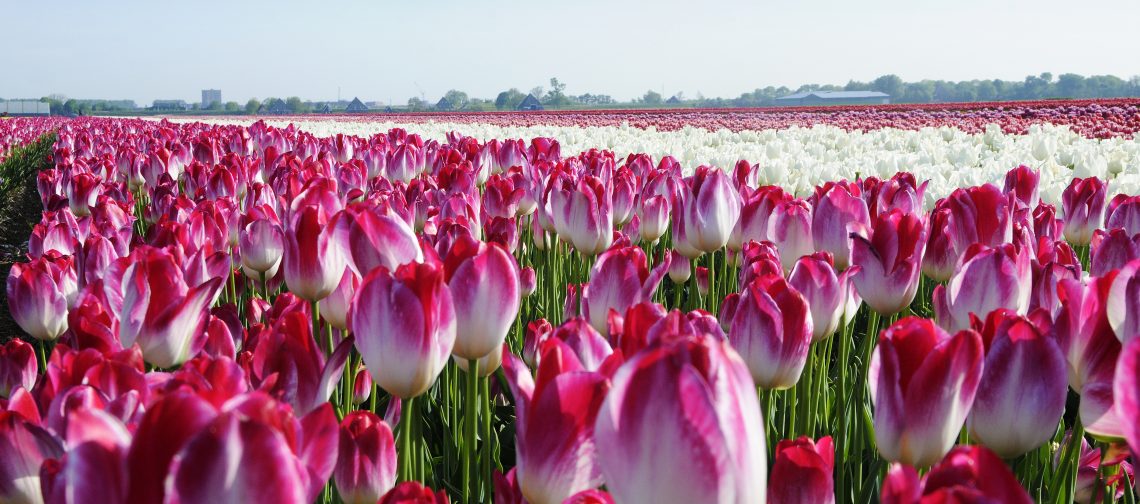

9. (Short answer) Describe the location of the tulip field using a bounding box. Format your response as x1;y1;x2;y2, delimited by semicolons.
2;99;1140;503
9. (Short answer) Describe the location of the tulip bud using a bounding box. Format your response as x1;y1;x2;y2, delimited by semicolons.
768;436;835;504
679;166;741;253
443;236;520;361
769;199;814;273
1062;177;1108;246
695;267;710;297
335;411;397;504
850;210;927;316
353;367;373;405
812;185;869;270
729;275;812;389
667;250;691;283
6;254;77;341
0;339;36;398
520;267;537;297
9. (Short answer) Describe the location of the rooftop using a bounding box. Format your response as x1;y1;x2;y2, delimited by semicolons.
777;91;890;100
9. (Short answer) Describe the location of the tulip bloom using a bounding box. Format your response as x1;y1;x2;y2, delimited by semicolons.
6;254;77;341
1091;229;1140;278
335;411;397;504
933;243;1031;333
0;412;65;504
679;166;742;253
551;176;614;256
334;203;423;277
729;275;813;389
443;236;520;360
812;184;869;270
239;208;285;276
768;436;835;504
870;317;983;467
594;334;766;504
119;248;223;368
1055;275;1126;439
284;205;347;301
0;340;36;399
788;252;858;342
351;261;456;399
850;210;927;315
967;310;1067;458
1115;338;1140;458
1003;165;1040;211
378;481;450;504
583;245;669;335
1108;259;1140;343
1062;177;1108;246
769;199;814;273
881;446;1032;504
502;344;610;504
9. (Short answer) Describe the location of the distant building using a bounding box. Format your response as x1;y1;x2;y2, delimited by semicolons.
774;91;890;106
152;100;190;111
666;96;681;105
316;103;331;114
0;100;50;116
516;94;543;111
201;89;222;108
258;100;288;115
435;97;453;111
345;97;368;113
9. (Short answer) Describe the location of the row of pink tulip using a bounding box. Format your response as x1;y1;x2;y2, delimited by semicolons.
244;98;1140;139
2;115;1140;503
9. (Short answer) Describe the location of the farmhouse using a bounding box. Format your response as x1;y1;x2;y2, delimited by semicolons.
435;97;453;111
345;98;368;113
516;94;543;111
775;91;890;106
0;101;50;116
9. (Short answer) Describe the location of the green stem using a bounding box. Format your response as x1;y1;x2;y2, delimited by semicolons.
481;376;492;502
463;361;478;504
400;395;416;482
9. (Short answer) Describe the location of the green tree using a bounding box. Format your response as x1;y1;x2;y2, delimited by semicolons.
224;101;240;112
494;88;525;110
544;77;570;107
443;90;469;109
871;74;903;98
285;96;307;113
407;97;428;111
1056;74;1086;98
206;100;223;111
642;90;663;105
244;98;261;114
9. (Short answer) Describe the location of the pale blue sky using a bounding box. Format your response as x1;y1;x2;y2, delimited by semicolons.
3;0;1138;104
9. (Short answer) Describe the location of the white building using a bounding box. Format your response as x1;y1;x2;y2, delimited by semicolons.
201;89;222;108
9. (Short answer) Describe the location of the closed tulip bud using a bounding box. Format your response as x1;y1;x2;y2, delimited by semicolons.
695;267;710;296
0;340;36;399
729;275;813;389
552;176;614;256
520;266;537;297
323;269;360;331
933;243;1031;333
769;199;814;273
353;367;373;405
334;411;397;504
6;254;77;341
637;194;671;244
667;250;691;283
239;210;285;275
788;252;857;342
351;261;456;399
812;184;870;270
680;166;742;253
768;436;835;504
284;205;346;301
967;309;1067;458
850;210;927;315
443;236;520;360
582;245;669;335
378;481;450;504
1003;165;1041;211
594;334;766;504
523;318;553;368
1062;177;1108;246
870;317;983;467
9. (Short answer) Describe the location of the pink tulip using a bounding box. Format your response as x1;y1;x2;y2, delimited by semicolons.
594;334;766;504
850;210;927;315
667;250;691;283
284;205;346;301
351;261;456;398
812;184;870;270
1062;177;1108;245
922;185;1014;283
788;252;859;341
334;411;397;504
502;344;610;504
695;266;710;296
549;318;615;371
967;309;1067;458
679;166;742;253
0;411;65;503
583;245;669;335
334;203;422;278
636;192;671;244
1090;228;1140;277
611;167;638;226
119;248;223;368
933;243;1031;333
769;199;814;273
520;266;537;297
729;186;789;252
522;319;553;368
239;206;285;276
249;312;353;415
551;175;614;256
768;436;835;504
0;340;35;399
1055;275;1126;438
881;446;1032;504
353;367;373;405
1108;259;1140;343
729;275;813;389
1003;165;1041;211
442;236;520;360
872;172;927;221
6;254;77;341
1107;194;1140;236
1114;338;1140;466
323;269;360;331
870;317;983;467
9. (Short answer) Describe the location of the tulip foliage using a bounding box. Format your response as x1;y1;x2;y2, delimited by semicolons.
4;111;1140;504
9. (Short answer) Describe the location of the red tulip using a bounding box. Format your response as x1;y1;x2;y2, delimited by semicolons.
443;236;520;360
932;243;1031;333
6;254;77;341
768;436;835;504
284;205;346;301
502;343;610;504
881;445;1032;504
119;248;223;368
334;411;397;504
850;210;927;315
594;334;766;504
351;261;456;398
0;340;36;399
967;310;1067;458
870;317;983;467
812;184;870;270
679;166;742;253
1062;177;1108;245
729;275;813;389
378;481;450;504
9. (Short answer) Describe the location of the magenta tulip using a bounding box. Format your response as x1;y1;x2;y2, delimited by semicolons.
881;446;1032;504
870;317;983;467
729;186;788;252
1003;165;1041;211
442;236;520;360
0;411;65;504
768;436;835;504
850;210;927;315
1107;194;1140;236
351;261;456;399
679;166;742;253
583;245;669;334
933;243;1031;333
6;254;77;341
1108;259;1140;343
788;252;858;341
769;198;814;273
1056;275;1126;439
812;184;870;270
334;203;422;277
551;176;614;256
0;340;36;399
729;275;813;389
1062;177;1108;246
239;207;285;276
967;310;1067;458
284;205;346;301
334;411;397;504
1090;228;1140;278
